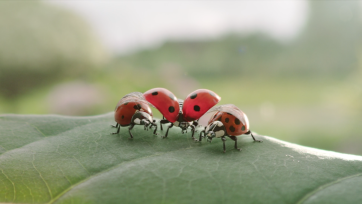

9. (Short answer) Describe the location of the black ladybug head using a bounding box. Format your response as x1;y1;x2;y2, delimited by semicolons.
133;104;142;110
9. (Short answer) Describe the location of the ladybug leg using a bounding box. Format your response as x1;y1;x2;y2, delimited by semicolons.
193;120;199;132
190;125;196;139
235;140;241;151
160;116;165;131
160;119;170;132
128;124;135;139
111;123;119;128
149;120;156;130
222;136;227;153
149;120;156;129
152;121;158;135
229;136;241;151
182;128;187;134
196;127;206;142
111;125;121;135
247;131;263;143
143;120;151;131
162;123;173;138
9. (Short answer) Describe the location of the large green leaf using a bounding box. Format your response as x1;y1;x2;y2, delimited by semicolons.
0;113;361;204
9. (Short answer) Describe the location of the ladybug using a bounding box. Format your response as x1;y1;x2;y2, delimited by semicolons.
198;104;262;152
144;88;221;138
112;92;158;138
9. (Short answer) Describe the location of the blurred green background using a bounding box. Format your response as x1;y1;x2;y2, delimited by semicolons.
1;0;362;155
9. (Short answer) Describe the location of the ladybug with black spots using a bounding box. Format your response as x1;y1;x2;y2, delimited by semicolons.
198;104;262;152
112;92;158;138
144;88;221;138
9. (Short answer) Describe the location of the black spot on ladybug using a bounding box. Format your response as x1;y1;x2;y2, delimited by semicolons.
169;106;175;113
225;118;229;123
169;94;175;100
241;126;245;131
121;115;124;119
235;118;240;125
218;117;222;121
190;93;197;99
209;91;215;97
229;126;235;132
152;91;158;96
194;105;200;111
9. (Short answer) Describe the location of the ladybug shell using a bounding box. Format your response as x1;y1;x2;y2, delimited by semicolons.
208;110;249;136
182;89;221;122
144;88;179;123
114;101;152;126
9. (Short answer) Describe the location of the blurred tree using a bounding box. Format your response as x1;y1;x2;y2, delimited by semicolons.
0;1;108;98
119;33;284;77
288;0;362;77
119;0;362;79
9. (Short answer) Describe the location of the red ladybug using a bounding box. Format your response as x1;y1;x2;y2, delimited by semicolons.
144;88;221;138
198;104;262;152
112;92;157;138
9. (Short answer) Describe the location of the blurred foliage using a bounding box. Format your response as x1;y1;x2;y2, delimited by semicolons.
0;1;107;98
119;34;285;77
291;1;362;76
120;0;362;78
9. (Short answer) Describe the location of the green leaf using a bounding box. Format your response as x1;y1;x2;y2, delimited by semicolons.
0;113;361;204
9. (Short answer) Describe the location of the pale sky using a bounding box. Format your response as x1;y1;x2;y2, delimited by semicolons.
48;0;308;54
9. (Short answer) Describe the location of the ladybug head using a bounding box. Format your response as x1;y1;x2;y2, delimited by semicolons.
176;112;189;131
140;119;149;126
133;111;152;126
206;131;216;142
179;122;190;131
206;121;225;142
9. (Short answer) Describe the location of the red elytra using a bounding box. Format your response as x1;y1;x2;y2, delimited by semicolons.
144;88;179;123
114;101;152;126
144;88;221;123
206;104;250;136
182;89;221;122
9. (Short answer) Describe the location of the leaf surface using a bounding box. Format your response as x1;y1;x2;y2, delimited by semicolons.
0;113;361;204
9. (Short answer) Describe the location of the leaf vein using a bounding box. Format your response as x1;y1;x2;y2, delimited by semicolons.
26;122;46;137
72;156;91;176
0;166;15;202
32;153;53;200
